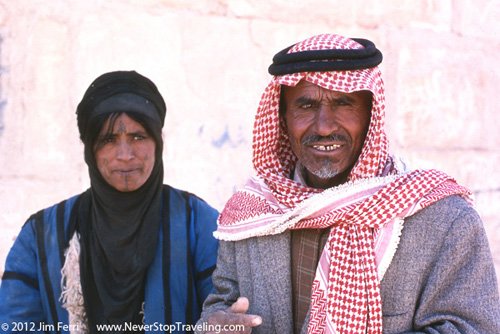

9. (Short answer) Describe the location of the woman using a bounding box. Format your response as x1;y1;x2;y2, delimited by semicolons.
0;71;219;333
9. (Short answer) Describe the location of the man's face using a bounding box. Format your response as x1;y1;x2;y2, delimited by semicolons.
95;113;156;192
282;80;372;189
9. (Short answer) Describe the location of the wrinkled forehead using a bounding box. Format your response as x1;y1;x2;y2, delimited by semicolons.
280;80;373;104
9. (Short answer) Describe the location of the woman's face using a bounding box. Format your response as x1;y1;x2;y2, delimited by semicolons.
94;113;156;192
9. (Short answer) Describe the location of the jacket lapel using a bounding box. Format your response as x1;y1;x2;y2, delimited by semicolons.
256;231;293;333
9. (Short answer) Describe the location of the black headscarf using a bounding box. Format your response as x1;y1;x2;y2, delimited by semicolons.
75;71;166;331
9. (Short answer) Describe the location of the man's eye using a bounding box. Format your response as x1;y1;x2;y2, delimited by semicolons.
335;99;351;106
300;103;313;109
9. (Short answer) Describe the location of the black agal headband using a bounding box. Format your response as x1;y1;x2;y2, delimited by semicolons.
268;38;383;75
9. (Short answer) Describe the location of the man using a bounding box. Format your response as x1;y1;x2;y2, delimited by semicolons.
0;71;219;333
196;34;500;333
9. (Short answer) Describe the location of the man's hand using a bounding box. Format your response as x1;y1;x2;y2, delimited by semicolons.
206;297;262;333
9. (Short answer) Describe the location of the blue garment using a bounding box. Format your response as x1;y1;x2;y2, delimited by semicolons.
0;185;219;333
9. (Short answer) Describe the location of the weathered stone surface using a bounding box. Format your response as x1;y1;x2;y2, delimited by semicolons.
1;0;498;290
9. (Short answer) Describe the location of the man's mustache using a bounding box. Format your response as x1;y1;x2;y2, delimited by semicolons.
301;134;349;145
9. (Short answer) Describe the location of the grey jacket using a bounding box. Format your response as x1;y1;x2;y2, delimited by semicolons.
198;196;500;333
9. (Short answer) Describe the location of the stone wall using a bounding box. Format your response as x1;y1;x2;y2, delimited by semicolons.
0;0;499;289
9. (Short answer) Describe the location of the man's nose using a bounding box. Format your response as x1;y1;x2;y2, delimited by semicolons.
315;106;339;136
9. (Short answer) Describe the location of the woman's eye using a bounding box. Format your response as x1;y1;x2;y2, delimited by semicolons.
102;136;115;144
300;103;313;109
133;135;146;141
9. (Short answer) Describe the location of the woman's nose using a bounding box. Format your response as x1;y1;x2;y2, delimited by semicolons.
116;140;134;161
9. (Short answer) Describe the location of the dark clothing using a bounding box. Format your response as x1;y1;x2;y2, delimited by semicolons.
0;185;219;333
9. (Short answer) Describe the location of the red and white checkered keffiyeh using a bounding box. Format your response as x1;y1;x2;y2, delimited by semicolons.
216;34;472;333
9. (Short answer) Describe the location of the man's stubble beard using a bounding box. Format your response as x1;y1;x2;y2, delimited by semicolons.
302;156;340;180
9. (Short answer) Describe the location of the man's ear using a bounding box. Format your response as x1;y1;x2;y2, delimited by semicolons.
280;115;288;131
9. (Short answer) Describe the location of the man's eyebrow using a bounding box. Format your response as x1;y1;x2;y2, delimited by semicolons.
295;96;318;105
324;94;356;104
337;94;355;103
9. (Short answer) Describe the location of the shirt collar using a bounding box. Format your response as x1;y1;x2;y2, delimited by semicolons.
293;162;308;186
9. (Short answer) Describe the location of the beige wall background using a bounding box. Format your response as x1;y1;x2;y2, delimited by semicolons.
0;0;499;289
